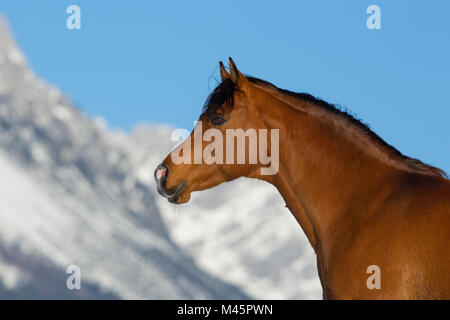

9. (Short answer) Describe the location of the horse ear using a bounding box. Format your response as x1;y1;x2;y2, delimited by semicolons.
219;61;230;81
228;57;249;88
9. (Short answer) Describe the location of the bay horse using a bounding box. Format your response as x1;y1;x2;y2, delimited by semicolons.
155;58;450;299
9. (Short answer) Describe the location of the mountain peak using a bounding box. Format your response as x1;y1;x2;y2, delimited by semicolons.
0;16;248;299
0;15;27;67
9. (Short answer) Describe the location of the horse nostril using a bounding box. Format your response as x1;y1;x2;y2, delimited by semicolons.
155;164;169;183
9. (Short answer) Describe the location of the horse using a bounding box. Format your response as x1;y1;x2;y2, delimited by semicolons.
155;58;450;299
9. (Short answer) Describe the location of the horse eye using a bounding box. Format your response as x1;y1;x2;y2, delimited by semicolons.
210;115;227;126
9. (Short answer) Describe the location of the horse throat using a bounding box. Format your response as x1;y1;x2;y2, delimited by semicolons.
252;88;400;257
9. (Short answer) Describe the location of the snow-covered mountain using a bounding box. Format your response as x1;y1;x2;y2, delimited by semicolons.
0;16;322;299
0;17;247;299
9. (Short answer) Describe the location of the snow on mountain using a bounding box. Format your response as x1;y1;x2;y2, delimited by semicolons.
0;15;322;300
0;16;247;299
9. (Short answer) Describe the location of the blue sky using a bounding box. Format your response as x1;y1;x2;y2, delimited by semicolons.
1;1;449;172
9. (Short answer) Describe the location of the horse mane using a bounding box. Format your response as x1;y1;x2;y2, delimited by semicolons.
202;76;448;179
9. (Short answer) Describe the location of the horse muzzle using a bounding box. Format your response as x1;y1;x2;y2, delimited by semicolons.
154;164;187;203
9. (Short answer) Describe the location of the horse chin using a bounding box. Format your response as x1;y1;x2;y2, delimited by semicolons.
168;187;191;204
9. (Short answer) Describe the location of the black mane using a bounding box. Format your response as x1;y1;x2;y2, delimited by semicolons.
202;78;237;116
201;75;448;179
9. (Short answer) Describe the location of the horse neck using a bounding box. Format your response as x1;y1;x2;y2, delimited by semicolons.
251;87;401;255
